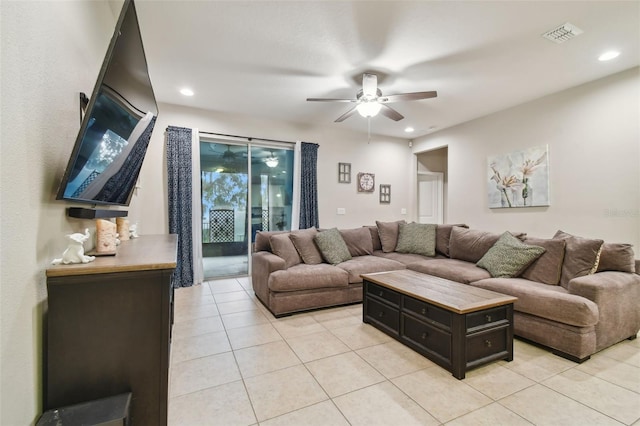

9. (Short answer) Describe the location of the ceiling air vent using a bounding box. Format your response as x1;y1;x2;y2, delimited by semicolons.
542;22;583;44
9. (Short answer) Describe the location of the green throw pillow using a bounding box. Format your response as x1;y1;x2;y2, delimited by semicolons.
314;228;352;265
477;232;546;278
395;222;437;257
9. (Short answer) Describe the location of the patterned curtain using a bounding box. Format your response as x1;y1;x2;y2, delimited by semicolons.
299;142;319;229
166;126;194;288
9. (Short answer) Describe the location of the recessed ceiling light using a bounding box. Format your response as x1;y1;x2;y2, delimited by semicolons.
404;127;414;133
598;51;620;61
180;88;194;96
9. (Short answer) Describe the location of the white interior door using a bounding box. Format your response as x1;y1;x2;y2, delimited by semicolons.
418;172;444;224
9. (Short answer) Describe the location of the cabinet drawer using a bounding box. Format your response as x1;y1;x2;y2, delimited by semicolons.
402;314;451;361
466;327;508;363
403;297;451;330
366;281;401;306
466;306;508;331
365;297;400;333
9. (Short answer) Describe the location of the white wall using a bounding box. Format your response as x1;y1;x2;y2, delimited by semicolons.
413;67;640;249
0;2;121;424
131;103;414;235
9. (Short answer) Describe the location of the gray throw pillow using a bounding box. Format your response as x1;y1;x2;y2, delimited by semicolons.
395;222;437;257
435;224;469;257
289;227;323;264
314;228;352;265
376;220;406;253
449;227;501;263
520;237;566;285
340;227;374;256
366;225;383;251
596;242;636;273
477;232;546;278
553;230;604;288
270;233;302;269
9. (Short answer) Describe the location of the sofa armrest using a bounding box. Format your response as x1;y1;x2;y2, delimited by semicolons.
568;271;640;350
251;251;286;303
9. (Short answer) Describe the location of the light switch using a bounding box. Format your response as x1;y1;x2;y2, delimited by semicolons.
337;208;346;215
401;208;407;215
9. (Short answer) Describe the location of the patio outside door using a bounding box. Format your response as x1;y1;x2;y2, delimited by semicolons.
200;139;294;278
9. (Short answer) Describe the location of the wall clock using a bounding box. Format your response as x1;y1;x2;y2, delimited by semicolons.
357;172;375;192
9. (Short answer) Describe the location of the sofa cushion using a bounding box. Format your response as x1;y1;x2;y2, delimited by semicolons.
374;250;441;265
269;263;349;292
520;237;566;285
314;228;352;265
366;226;383;251
255;230;288;252
269;233;302;268
407;258;491;284
289;227;323;265
472;278;599;328
554;230;604;288
376;220;406;253
477;232;545;278
340;227;374;256
395;222;437;257
596;243;636;273
436;224;469;257
449;228;501;263
337;255;406;283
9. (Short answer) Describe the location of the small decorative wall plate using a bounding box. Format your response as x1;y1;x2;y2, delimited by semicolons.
357;172;375;192
380;184;391;203
338;162;351;183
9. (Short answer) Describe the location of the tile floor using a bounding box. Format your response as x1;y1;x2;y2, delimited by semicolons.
203;255;248;278
170;277;640;426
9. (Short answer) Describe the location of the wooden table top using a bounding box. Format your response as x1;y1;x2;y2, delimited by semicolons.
361;269;517;314
46;234;178;277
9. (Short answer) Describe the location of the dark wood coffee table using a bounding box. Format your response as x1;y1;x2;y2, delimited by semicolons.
362;269;517;379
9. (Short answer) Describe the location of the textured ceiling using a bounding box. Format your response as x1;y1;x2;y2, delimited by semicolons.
135;1;639;139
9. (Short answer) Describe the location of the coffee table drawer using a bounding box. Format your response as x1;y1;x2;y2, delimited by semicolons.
402;314;451;361
467;326;508;363
466;306;508;331
403;297;452;330
365;297;400;334
367;282;401;306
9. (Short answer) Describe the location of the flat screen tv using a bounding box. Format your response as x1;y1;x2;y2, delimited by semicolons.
56;0;157;209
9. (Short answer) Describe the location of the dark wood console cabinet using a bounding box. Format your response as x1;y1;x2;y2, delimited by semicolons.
45;234;177;425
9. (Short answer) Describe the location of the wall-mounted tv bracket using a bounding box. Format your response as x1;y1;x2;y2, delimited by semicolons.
67;207;128;219
79;92;89;124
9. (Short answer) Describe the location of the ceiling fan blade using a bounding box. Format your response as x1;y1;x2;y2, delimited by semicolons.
307;98;357;102
379;104;404;121
362;73;378;97
378;91;438;103
335;106;358;122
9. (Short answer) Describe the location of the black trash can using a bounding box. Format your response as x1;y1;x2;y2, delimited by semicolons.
37;393;131;426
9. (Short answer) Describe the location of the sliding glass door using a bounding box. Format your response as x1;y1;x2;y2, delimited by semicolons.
200;139;294;279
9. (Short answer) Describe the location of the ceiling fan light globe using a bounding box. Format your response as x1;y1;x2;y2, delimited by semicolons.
357;102;381;118
265;157;279;168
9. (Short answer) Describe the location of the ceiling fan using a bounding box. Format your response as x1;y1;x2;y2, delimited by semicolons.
307;73;437;122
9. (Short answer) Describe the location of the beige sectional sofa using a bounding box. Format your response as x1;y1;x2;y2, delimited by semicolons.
251;222;640;362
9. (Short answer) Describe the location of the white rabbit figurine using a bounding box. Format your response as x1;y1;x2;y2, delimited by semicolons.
51;228;95;265
129;223;139;239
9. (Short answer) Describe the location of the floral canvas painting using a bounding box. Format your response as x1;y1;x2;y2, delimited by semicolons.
488;145;549;208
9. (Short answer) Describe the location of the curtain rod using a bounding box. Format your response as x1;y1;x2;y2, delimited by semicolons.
198;131;297;145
